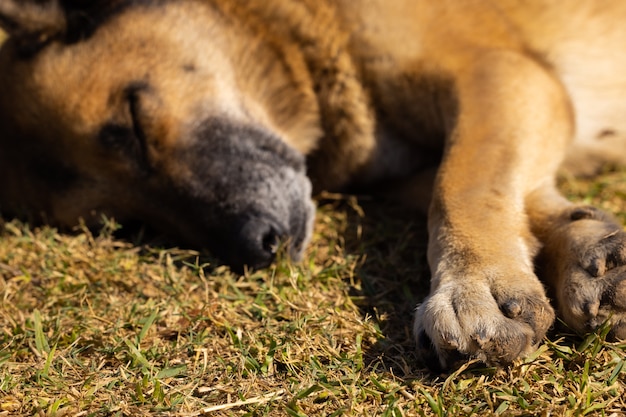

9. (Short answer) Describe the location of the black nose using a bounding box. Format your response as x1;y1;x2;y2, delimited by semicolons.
231;218;284;271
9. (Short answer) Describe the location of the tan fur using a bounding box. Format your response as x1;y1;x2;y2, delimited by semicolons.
1;0;626;369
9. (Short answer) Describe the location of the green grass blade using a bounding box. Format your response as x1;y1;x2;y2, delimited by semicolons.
33;310;50;354
137;309;159;345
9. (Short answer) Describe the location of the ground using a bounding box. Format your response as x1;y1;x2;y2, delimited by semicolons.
1;24;625;417
1;171;626;416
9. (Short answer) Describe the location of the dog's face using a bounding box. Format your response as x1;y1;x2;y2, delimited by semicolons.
0;1;322;270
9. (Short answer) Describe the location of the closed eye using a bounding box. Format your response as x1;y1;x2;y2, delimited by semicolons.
96;82;152;173
126;83;150;160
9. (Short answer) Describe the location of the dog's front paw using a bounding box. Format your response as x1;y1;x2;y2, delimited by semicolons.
414;275;554;370
550;209;626;339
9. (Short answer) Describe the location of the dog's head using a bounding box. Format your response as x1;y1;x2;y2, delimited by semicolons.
0;0;324;270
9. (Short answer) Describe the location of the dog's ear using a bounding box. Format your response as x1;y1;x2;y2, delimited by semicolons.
0;0;66;40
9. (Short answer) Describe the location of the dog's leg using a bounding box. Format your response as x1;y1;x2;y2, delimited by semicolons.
527;186;626;341
414;51;573;369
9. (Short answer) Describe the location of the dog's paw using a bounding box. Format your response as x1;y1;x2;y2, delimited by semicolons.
414;275;554;370
551;209;626;339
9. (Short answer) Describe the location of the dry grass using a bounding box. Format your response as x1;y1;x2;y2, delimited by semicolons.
1;25;626;417
1;173;626;416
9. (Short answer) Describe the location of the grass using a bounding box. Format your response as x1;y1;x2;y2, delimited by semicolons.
1;172;626;416
0;26;626;417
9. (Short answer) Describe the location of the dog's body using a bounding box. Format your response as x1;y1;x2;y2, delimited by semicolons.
1;0;626;369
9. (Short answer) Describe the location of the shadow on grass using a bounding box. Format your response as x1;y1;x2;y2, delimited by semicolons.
322;195;606;381
316;196;433;378
112;195;436;378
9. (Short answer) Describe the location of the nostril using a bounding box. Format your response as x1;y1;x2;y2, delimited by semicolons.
262;227;281;255
229;218;287;271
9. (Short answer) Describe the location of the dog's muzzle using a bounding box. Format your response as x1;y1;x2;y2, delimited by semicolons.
175;119;315;271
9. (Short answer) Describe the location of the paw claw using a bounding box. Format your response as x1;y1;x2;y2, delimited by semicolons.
583;300;600;317
415;278;553;369
549;212;626;339
585;258;604;277
501;300;522;318
441;333;460;349
471;328;490;346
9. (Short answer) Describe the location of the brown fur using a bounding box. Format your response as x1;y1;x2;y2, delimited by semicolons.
1;0;626;369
